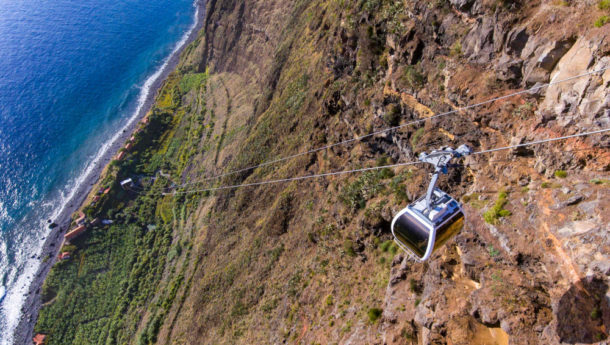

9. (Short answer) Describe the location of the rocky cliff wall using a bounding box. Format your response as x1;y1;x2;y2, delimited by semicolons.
105;0;610;344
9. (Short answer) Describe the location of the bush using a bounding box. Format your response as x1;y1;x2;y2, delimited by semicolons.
179;72;208;93
599;0;610;10
384;104;401;126
554;170;568;178
595;15;610;27
367;308;383;322
380;240;393;252
343;240;357;257
339;171;385;209
483;191;511;224
411;127;425;149
403;65;426;89
450;41;462;57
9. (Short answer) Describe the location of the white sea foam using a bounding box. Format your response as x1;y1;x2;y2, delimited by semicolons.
0;2;201;344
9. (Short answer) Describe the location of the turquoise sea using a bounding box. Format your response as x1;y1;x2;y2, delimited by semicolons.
0;0;197;341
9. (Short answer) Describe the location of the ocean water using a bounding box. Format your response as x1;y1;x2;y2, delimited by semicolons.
0;0;197;342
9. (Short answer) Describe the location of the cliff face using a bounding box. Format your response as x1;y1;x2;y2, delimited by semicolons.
35;0;609;344
166;1;609;344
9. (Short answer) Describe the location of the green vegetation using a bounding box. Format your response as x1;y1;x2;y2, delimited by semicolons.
542;181;561;189
411;127;425;149
591;307;601;320
450;41;462;57
403;65;426;89
599;0;610;10
339;170;387;209
462;192;486;209
367;307;383;322
343;240;357;257
483;191;511;224
512;102;534;119
379;240;398;255
554;170;568;178
590;178;610;185
384;104;402;125
488;245;500;257
595;15;610;27
179;72;208;93
35;69;209;345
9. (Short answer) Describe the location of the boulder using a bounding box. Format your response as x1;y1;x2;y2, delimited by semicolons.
463;17;495;64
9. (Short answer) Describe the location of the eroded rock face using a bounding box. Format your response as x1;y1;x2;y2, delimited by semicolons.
538;38;610;129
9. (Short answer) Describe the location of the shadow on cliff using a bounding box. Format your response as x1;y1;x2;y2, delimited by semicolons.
556;276;608;343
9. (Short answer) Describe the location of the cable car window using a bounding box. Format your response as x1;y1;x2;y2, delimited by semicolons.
433;211;464;251
393;211;430;259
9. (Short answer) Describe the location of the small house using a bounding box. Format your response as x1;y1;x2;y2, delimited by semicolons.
75;211;86;226
92;195;100;203
103;187;111;195
124;143;133;151
33;333;46;345
116;151;126;161
64;225;87;242
58;252;71;261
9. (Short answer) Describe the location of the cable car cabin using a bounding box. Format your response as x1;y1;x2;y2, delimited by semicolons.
391;188;464;261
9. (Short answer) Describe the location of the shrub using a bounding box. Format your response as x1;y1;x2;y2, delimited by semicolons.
450;41;462;57
179;72;208;93
380;240;393;252
409;278;417;292
384;104;401;126
367;308;383;322
343;240;357;257
591;307;601;320
595;15;610;27
554;170;568;178
483;191;511;224
599;0;610;10
403;65;426;89
411;127;425;149
339;171;385;209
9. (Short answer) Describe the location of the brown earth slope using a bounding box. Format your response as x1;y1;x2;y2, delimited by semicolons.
142;0;609;344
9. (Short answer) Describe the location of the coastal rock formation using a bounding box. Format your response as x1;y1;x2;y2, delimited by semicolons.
30;0;609;345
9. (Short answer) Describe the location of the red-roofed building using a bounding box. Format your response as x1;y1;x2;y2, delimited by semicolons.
103;187;111;195
116;151;126;161
33;333;46;345
58;252;71;260
75;211;86;226
92;195;100;203
124;143;133;151
64;225;87;242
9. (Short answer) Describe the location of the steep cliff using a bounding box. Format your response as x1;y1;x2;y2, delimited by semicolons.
34;0;609;344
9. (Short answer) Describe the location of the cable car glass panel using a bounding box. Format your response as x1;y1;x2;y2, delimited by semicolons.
392;210;430;259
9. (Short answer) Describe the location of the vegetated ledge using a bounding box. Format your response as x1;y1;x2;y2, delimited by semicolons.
32;64;211;345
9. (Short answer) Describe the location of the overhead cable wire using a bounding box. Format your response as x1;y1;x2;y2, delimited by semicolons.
167;67;609;189
158;128;609;196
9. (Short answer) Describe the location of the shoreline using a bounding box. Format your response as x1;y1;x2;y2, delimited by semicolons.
12;1;206;343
